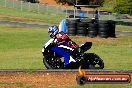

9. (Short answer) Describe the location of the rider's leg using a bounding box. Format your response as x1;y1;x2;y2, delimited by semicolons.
51;45;70;65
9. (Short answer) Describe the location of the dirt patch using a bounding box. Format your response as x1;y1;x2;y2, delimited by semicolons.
40;0;71;8
40;0;94;11
0;71;131;88
71;36;116;43
0;71;78;88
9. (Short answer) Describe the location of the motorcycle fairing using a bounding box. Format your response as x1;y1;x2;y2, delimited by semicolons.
58;45;74;51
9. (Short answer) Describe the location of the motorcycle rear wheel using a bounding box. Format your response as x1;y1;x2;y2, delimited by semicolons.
84;53;104;69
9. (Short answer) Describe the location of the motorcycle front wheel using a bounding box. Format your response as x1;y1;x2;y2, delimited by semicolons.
43;54;64;69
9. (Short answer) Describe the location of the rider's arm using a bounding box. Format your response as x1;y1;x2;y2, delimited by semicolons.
56;32;69;45
56;32;79;48
68;41;79;49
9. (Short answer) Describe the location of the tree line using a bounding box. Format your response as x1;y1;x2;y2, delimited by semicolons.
20;0;131;15
55;0;104;5
113;0;132;15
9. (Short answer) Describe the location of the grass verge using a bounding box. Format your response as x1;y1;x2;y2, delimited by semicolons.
66;83;132;88
0;24;48;69
0;6;65;25
116;25;132;32
0;82;33;88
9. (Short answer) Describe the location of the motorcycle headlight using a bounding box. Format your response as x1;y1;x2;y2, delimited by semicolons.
42;48;45;53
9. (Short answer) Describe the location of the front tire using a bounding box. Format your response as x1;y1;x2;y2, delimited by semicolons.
43;54;64;69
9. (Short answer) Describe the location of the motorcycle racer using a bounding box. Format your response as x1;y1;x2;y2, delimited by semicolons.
48;25;79;66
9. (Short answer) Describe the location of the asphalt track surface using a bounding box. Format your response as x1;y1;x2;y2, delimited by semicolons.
0;20;132;36
0;69;132;72
0;21;49;28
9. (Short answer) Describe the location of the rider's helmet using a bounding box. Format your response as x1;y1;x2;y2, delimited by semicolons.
48;25;59;38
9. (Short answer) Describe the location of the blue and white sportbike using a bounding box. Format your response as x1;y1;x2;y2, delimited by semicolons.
42;38;104;69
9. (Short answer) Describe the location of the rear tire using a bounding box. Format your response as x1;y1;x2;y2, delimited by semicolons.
84;53;104;69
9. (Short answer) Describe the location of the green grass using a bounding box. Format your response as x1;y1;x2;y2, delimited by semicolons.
90;35;132;70
116;25;132;32
0;24;132;70
0;25;49;69
0;6;65;24
0;82;33;88
66;83;132;88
